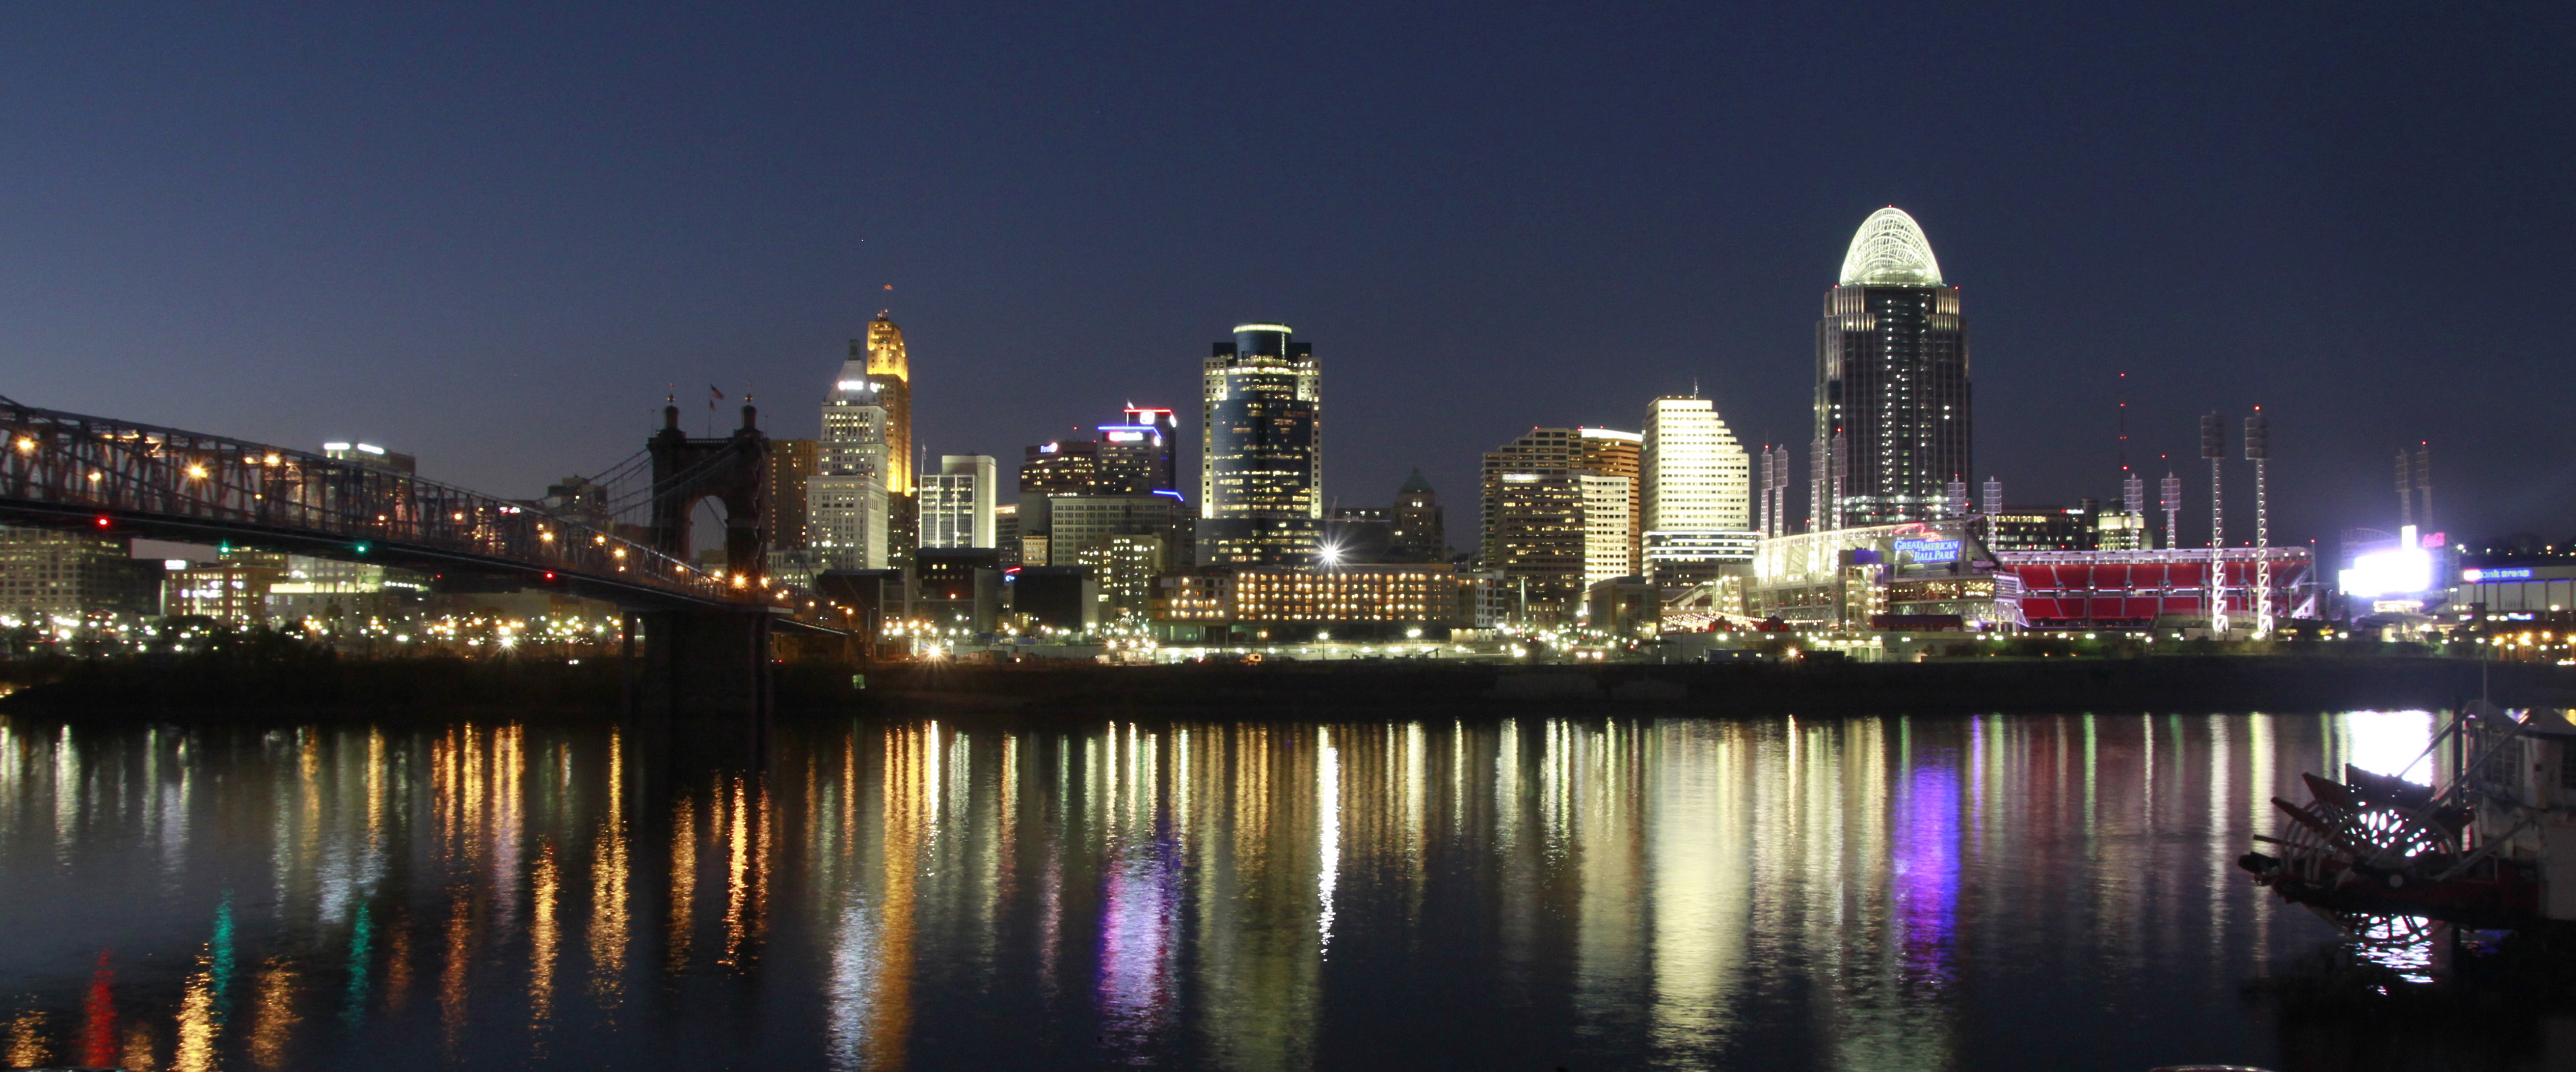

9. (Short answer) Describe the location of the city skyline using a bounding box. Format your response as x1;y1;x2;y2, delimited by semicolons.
4;5;2572;553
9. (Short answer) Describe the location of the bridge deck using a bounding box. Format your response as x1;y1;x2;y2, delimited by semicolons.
0;401;773;610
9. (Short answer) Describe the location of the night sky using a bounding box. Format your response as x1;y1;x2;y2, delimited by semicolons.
5;3;2571;553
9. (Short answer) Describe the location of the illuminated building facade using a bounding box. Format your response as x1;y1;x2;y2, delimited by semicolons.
0;526;159;618
1816;207;1970;528
1079;533;1169;618
264;555;431;625
921;455;998;549
808;365;891;570
1198;323;1321;565
1017;437;1099;545
1152;564;1456;626
1641;396;1754;588
1580;474;1634;590
1046;493;1188;567
1481;427;1640;621
1642;396;1751;531
164;559;281;626
858;313;911;495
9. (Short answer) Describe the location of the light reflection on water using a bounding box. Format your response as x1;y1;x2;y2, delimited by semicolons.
0;711;2555;1070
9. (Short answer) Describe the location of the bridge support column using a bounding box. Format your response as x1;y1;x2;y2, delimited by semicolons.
631;608;775;771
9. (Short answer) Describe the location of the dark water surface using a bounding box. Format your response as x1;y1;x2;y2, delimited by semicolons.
0;711;2565;1071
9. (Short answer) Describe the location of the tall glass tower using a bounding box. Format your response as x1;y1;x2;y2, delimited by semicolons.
1814;207;1970;529
1197;322;1321;565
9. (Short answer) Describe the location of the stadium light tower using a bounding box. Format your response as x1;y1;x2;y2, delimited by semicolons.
2245;409;2271;638
2201;412;2228;636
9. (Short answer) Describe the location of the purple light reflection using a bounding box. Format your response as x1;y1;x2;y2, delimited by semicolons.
1892;761;1961;991
1094;830;1181;1063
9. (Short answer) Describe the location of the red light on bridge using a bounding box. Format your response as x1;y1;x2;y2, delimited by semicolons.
93;517;109;529
544;572;557;581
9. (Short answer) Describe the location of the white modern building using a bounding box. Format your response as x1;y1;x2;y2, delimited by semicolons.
1640;395;1755;586
807;364;892;570
921;455;999;549
1579;474;1634;589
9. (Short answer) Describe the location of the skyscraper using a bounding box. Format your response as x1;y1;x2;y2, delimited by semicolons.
765;438;818;550
1197;323;1321;565
1815;207;1970;528
808;358;891;570
1642;397;1751;531
1641;396;1754;587
858;313;912;496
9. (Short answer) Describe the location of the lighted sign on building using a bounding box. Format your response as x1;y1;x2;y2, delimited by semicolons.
1894;537;1961;564
2463;567;2533;582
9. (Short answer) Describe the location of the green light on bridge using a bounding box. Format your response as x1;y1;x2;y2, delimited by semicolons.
354;542;371;555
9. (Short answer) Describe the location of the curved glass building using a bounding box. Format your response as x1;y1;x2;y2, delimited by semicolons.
1814;207;1970;529
1197;323;1321;565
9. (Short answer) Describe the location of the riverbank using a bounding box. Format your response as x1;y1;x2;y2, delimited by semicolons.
873;655;2576;717
5;653;2568;722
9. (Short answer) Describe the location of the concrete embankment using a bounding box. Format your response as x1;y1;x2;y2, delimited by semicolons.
875;656;2576;718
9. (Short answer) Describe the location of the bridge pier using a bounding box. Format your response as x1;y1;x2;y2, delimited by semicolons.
628;608;775;771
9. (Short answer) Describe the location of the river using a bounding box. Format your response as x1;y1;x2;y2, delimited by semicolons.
0;711;2563;1070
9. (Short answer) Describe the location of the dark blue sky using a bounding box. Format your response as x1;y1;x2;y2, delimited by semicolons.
5;2;2570;549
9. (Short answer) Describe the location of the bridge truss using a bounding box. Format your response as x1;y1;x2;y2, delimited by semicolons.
0;399;765;609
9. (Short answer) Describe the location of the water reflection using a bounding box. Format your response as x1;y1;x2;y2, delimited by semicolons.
0;712;2562;1070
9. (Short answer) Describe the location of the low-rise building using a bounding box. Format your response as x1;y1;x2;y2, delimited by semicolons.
165;560;282;626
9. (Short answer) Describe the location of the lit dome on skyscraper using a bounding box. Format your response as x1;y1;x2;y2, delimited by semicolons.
1837;206;1944;287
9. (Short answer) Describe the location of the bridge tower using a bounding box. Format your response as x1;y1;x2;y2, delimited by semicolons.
630;400;776;765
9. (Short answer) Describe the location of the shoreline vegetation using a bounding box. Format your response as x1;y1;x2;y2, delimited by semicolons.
3;650;2571;722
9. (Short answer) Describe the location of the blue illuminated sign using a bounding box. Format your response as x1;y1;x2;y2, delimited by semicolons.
2462;567;2533;582
1894;538;1961;564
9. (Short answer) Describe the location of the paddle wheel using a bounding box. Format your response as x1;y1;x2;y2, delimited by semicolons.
2240;704;2576;933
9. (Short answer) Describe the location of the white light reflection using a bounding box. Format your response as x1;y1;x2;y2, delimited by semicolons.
2340;710;2438;783
1317;727;1340;955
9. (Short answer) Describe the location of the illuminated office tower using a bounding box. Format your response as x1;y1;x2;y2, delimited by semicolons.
1480;427;1639;571
1641;396;1754;587
1815;207;1970;527
807;360;891;570
1197;323;1321;565
921;455;998;549
1481;427;1641;622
